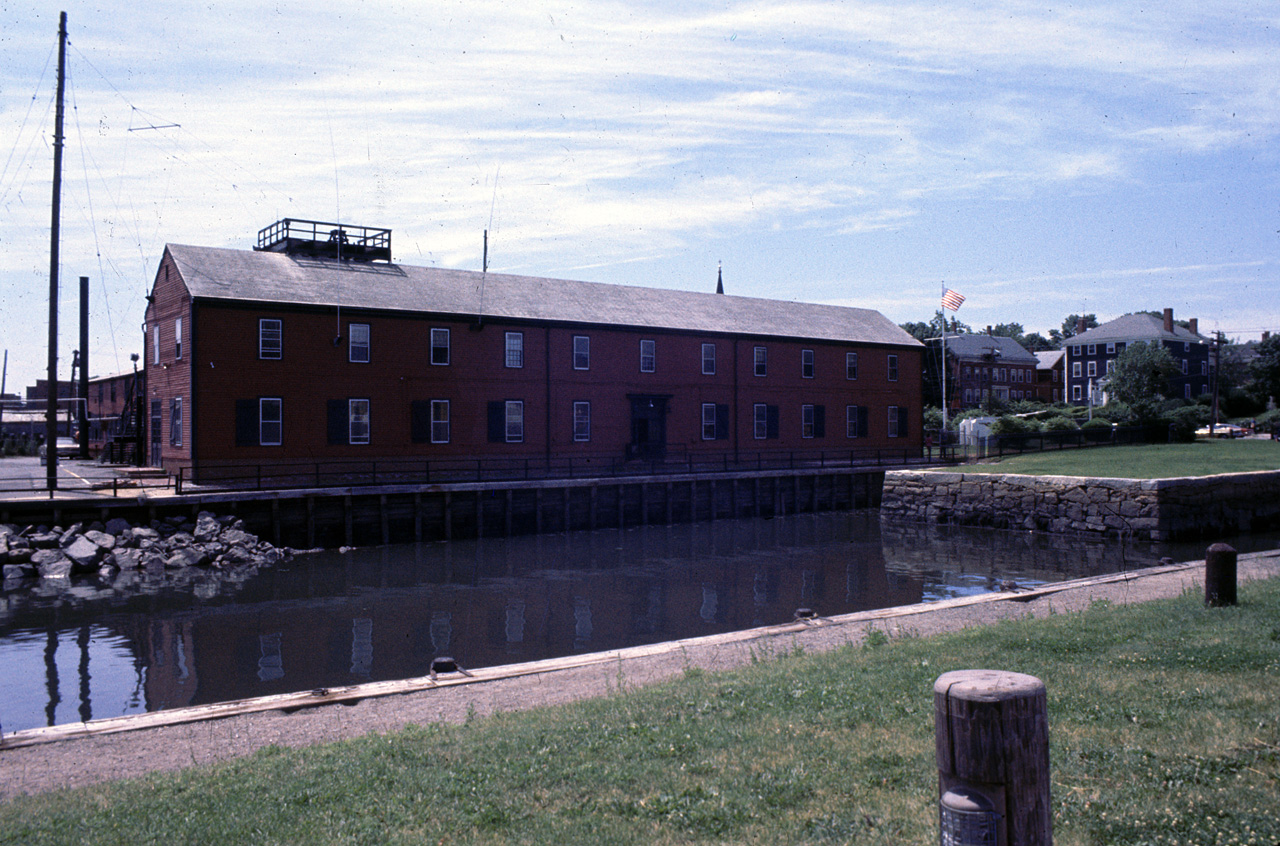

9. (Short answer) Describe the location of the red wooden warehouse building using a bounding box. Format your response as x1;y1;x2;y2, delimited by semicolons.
144;220;923;479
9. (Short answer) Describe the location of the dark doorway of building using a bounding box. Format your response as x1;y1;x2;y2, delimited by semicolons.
628;394;669;460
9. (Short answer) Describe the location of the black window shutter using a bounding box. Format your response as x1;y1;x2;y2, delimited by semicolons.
858;406;869;439
766;405;779;439
487;401;505;443
898;406;910;437
235;399;256;446
410;400;430;443
327;399;346;445
813;405;825;438
715;404;729;440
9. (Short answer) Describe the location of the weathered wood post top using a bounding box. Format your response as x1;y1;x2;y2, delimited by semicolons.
935;669;1052;845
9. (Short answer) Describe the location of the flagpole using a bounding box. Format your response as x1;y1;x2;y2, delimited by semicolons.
940;284;948;431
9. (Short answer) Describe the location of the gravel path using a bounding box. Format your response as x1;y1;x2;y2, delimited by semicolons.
3;549;1277;801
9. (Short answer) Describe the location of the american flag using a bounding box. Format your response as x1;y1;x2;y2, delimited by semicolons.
941;288;965;311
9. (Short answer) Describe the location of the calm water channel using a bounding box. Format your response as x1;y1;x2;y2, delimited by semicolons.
2;511;1273;735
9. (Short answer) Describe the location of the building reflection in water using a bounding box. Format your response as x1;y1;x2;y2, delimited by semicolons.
2;510;1240;734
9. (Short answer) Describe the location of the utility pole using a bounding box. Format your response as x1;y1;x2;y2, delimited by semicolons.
79;275;89;458
45;11;67;492
1210;331;1223;434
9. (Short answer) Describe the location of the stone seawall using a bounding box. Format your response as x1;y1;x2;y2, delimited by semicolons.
881;469;1280;542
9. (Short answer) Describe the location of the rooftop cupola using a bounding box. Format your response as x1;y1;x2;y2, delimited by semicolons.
255;218;392;263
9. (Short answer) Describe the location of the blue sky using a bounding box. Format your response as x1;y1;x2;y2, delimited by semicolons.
1;1;1277;392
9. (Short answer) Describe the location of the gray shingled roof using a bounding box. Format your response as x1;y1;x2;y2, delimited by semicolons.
941;333;1038;364
1067;312;1208;346
1035;350;1064;368
165;244;922;348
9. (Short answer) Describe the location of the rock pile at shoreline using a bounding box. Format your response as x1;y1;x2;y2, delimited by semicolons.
1;512;292;588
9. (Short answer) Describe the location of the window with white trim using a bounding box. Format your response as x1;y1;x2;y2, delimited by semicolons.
505;332;523;368
153;325;160;365
1072;361;1082;378
639;339;655;373
1087;361;1096;377
349;399;370;444
573;336;590;370
887;405;899;438
573;401;591;442
430;328;449;365
802;404;815;438
753;404;768;439
753;346;767;376
259;319;282;359
887;354;899;382
846;352;858;380
801;349;814;379
431;400;450;443
506;401;524;442
701;404;717;440
259;398;282;446
169;397;182;446
349;324;371;363
702;343;716;375
175;318;182;360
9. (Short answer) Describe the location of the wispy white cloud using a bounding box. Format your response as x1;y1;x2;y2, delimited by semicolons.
0;0;1277;388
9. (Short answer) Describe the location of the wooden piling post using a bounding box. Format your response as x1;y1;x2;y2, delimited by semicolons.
934;669;1052;846
342;495;352;547
1205;542;1237;607
380;495;389;545
306;496;315;548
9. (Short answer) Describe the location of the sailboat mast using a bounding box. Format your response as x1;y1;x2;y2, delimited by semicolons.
46;10;66;491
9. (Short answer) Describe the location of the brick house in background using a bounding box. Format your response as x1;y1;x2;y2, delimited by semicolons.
934;333;1039;412
1034;350;1065;404
1064;309;1212;406
143;220;924;477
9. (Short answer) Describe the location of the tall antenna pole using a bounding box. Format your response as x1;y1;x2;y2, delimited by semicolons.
46;11;67;492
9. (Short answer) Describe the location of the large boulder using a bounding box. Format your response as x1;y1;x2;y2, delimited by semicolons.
3;563;35;580
63;536;106;571
194;512;221;542
33;549;73;579
84;529;117;550
166;547;209;569
104;517;132;535
28;531;61;549
113;548;144;570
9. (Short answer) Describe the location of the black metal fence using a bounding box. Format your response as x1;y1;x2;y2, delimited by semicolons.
961;424;1170;461
176;447;931;494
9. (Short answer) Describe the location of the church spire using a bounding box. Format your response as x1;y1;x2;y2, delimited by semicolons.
716;262;724;295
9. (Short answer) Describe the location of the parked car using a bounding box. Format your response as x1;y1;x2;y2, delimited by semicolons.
38;437;79;464
1194;424;1246;439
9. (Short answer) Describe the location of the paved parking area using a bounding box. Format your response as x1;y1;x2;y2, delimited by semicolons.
0;457;165;502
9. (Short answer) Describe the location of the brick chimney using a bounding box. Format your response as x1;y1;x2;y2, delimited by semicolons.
1264;331;1271;342
1189;318;1198;336
1076;316;1086;335
1163;307;1174;333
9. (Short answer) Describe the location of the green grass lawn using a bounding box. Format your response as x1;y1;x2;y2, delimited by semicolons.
953;439;1280;479
2;580;1278;844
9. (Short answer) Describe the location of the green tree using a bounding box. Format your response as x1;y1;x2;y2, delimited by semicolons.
1020;332;1055;351
1107;342;1178;416
1249;334;1280;406
899;311;971;343
1048;314;1098;344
